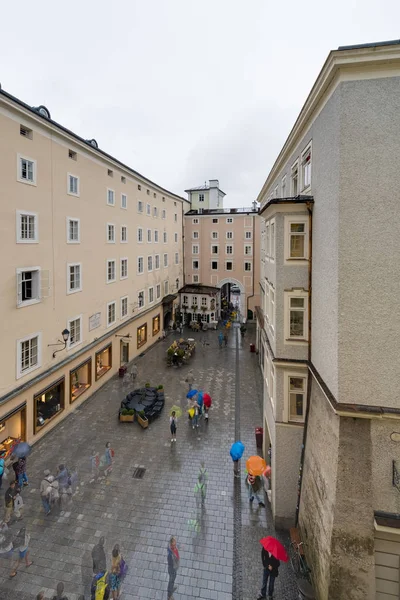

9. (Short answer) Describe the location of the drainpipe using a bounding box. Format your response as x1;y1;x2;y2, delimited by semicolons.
246;213;257;322
182;202;186;286
295;201;313;527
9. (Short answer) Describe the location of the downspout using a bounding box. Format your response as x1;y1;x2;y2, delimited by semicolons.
182;201;186;286
246;212;257;322
295;201;313;527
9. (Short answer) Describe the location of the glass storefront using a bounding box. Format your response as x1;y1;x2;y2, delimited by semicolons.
120;340;129;366
70;358;92;403
0;404;26;458
137;323;147;348
152;314;160;336
95;344;112;380
34;378;65;433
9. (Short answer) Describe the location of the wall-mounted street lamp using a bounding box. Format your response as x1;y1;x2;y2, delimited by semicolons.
48;329;70;358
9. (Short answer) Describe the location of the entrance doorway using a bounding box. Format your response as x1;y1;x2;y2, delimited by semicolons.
218;279;245;322
120;340;129;366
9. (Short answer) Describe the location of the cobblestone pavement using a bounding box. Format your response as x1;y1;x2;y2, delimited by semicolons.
0;324;298;600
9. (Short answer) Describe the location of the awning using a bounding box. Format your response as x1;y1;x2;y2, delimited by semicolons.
162;294;177;305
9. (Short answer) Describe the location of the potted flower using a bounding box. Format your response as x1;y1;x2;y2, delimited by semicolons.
119;408;135;423
156;385;164;395
145;382;151;388
182;304;188;310
137;410;148;429
191;304;198;311
201;306;207;312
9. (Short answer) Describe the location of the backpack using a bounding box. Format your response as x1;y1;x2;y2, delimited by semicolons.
92;571;109;600
0;458;4;476
110;448;115;458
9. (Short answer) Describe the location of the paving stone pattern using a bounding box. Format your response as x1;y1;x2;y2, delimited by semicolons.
0;325;298;600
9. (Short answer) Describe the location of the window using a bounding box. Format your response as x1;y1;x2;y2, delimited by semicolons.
121;225;127;243
137;256;144;274
201;297;207;306
68;174;79;196
270;288;275;332
17;211;38;243
244;262;252;271
245;231;252;239
69;149;77;160
95;344;112;380
226;261;233;271
137;324;147;348
226;245;233;254
193;231;199;239
147;190;150;196
199;194;205;202
66;217;80;243
121;176;126;184
175;252;179;265
107;301;116;327
274;185;279;198
192;296;198;306
68;263;82;293
193;275;199;283
289;376;306;422
212;232;218;239
146;203;151;216
108;169;113;177
17;268;41;306
148;287;154;303
211;245;219;254
138;200;143;213
162;209;166;219
106;259;116;283
148;256;153;271
192;245;199;254
107;223;115;243
70;358;91;403
164;280;169;295
282;176;287;198
120;258;128;279
20;125;32;139
138;290;144;308
226;218;233;223
288;222;307;259
163;232;167;243
291;161;299;196
183;295;189;305
147;229;152;243
68;315;82;348
192;218;199;224
155;254;160;269
121;296;128;319
153;207;158;217
156;284;161;300
226;231;233;239
121;194;127;209
163;253;168;267
137;227;143;243
212;218;219;223
270;221;275;259
211;261;218;270
34;379;64;431
173;214;177;223
301;144;312;190
107;189;115;206
244;245;252;256
152;314;160;336
174;233;178;242
138;184;142;191
266;224;270;257
17;332;41;378
18;155;36;184
289;297;307;338
193;260;199;270
154;230;159;243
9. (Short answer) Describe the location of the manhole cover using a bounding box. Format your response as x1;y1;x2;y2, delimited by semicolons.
132;467;146;479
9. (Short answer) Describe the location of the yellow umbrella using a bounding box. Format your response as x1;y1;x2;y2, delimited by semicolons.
246;455;267;476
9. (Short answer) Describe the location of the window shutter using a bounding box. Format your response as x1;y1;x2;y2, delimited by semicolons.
40;270;51;299
17;272;22;305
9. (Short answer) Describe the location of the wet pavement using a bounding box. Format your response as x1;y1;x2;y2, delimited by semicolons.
0;324;298;600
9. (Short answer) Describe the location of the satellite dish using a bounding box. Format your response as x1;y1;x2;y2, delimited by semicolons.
33;105;51;119
86;139;98;148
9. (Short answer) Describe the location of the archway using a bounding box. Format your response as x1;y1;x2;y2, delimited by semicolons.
217;278;246;323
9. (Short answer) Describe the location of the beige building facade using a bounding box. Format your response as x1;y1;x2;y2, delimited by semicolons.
0;89;187;452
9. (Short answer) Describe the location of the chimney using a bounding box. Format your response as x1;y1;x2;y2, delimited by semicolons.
209;179;219;189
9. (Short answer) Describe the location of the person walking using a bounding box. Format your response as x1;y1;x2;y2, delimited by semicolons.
110;543;122;600
191;399;200;429
9;527;32;577
179;322;184;336
170;411;177;443
185;370;194;391
104;442;114;477
194;473;207;510
218;331;223;348
257;546;280;600
198;462;208;496
55;465;69;495
4;481;17;523
246;472;265;507
40;470;52;515
223;331;228;347
14;489;24;520
167;536;180;600
92;536;107;574
15;457;28;488
51;582;69;600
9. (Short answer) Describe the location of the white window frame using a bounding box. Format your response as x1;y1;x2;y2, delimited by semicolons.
199;193;205;202
163;232;167;243
16;267;41;307
154;230;159;243
193;231;199;239
192;260;199;270
146;203;151;216
106;259;116;284
67;262;82;294
284;372;308;423
301;142;312;191
147;229;152;243
226;245;233;255
121;193;127;209
121;225;128;243
192;245;199;255
244;245;252;256
284;290;309;343
17;154;36;186
212;232;218;239
107;223;116;243
211;245;219;255
174;213;177;223
270;219;275;261
192;218;199;224
148;255;153;272
226;231;233;240
107;301;117;327
66;217;80;244
281;175;287;198
226;218;233;224
162;209;166;219
156;284;161;300
245;231;252;240
137;256;144;275
120;295;128;319
107;188;115;206
155;254;160;270
175;252;179;265
163;253;168;267
269;285;275;334
67;314;83;349
153;206;158;218
16;331;42;379
120;257;128;280
164;280;169;296
137;227;143;243
138;200;143;213
244;261;252;272
291;160;299;196
138;290;145;308
212;218;219;224
67;173;80;197
193;275;199;283
148;286;154;304
174;233;178;243
225;261;233;271
211;260;218;270
285;216;308;262
17;210;38;243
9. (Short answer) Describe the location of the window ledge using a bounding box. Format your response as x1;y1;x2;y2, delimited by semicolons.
17;178;36;187
286;257;308;262
67;288;82;295
287;419;305;426
17;239;39;245
285;338;308;343
17;298;41;309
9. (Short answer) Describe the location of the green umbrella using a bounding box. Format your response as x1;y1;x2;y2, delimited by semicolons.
170;405;182;418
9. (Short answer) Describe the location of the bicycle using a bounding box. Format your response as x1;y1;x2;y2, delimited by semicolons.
289;540;312;581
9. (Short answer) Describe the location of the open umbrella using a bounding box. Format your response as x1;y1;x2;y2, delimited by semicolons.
13;442;31;458
197;391;204;407
230;441;245;461
203;393;212;408
260;537;289;562
186;389;198;399
170;405;182;418
246;455;267;476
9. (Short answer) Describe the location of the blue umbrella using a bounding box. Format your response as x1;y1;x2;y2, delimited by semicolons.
13;442;31;458
186;389;198;399
230;441;245;461
197;391;204;406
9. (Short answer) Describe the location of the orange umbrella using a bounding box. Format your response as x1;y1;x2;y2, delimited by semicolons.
246;455;267;476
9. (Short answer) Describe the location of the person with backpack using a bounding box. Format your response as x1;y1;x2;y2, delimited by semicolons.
194;473;207;510
0;450;6;489
110;543;122;600
91;569;110;600
167;536;180;600
170;411;177;443
246;471;265;508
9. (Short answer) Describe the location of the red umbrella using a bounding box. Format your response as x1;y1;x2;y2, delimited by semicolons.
203;393;212;408
260;537;289;562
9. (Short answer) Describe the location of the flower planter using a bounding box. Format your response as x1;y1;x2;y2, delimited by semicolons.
119;413;135;423
137;414;149;429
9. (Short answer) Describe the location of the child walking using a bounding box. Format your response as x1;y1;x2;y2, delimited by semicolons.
14;490;24;520
170;411;177;443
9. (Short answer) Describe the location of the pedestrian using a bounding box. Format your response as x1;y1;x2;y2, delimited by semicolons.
257;546;280;600
104;442;114;477
167;536;180;600
40;470;52;515
0;520;13;562
0;449;6;490
16;457;28;488
9;527;32;577
110;543;122;600
198;462;208;490
185;370;194;391
91;569;109;600
233;460;240;478
218;331;223;348
179;322;184;336
47;477;60;507
89;451;100;482
194;473;207;510
223;331;228;347
4;481;17;523
36;593;45;600
92;536;107;574
191;399;200;429
11;457;19;484
14;489;24;520
51;582;69;600
170;411;177;443
55;464;69;494
246;472;265;507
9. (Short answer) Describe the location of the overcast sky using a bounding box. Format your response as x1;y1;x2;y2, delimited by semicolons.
1;0;400;206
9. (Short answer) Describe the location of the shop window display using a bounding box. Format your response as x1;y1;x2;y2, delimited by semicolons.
152;314;160;336
0;406;26;458
35;379;64;432
70;358;92;403
96;345;112;380
137;324;147;348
